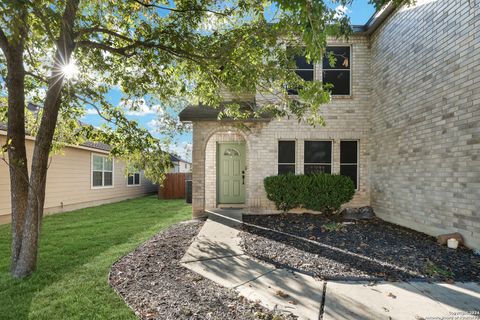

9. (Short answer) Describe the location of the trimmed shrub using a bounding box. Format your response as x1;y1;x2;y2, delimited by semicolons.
263;174;304;212
264;174;355;213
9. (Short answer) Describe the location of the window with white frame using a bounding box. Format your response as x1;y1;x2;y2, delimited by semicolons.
340;140;358;189
278;141;296;175
92;154;113;187
304;141;332;174
322;46;351;95
127;172;140;186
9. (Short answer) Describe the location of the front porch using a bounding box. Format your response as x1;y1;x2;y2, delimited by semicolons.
191;124;253;218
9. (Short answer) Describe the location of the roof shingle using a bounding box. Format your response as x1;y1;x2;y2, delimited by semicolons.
179;102;272;122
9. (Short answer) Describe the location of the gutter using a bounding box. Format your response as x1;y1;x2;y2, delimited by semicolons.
360;1;396;36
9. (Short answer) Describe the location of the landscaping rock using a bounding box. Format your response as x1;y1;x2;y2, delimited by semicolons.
436;232;464;246
110;221;294;320
240;214;480;282
341;206;375;220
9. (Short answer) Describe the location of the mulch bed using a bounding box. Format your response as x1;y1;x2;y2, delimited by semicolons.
240;214;480;282
109;220;294;320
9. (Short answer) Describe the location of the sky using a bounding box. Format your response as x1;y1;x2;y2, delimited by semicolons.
330;1;376;25
80;1;376;162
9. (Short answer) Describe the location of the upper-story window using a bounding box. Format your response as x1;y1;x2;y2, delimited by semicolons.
288;52;314;95
323;46;351;96
92;154;113;188
294;55;314;81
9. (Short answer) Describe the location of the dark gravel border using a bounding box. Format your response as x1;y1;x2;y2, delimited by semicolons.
109;220;295;320
240;214;480;282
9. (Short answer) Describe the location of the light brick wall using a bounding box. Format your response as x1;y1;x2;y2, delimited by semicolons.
191;35;372;216
369;0;480;248
191;0;480;250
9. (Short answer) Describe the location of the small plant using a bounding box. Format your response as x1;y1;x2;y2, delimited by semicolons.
424;260;455;279
321;222;345;232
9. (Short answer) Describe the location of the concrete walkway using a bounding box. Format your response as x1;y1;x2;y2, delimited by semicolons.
180;209;480;320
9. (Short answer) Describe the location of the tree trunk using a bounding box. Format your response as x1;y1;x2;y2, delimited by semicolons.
5;46;30;276
8;0;80;278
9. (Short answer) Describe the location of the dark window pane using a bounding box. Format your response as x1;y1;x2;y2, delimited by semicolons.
304;165;331;174
304;141;332;164
323;70;350;95
340;141;358;163
128;175;134;185
295;55;314;70
323;46;351;69
93;171;103;187
287;87;299;95
104;172;113;186
278;165;295;175
134;173;140;185
340;165;358;188
278;141;295;164
295;69;314;81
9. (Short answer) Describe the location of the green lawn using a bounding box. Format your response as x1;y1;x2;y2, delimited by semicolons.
0;196;191;320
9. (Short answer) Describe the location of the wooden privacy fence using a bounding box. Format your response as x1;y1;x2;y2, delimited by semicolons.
158;173;191;199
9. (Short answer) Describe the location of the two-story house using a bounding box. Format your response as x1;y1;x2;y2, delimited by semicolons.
179;0;480;249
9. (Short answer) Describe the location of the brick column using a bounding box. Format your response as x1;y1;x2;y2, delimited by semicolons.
191;123;207;218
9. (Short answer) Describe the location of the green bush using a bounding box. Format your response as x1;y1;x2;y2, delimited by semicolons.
264;174;355;213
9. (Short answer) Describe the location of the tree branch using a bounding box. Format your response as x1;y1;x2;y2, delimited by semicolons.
25;71;48;83
0;27;9;53
76;38;214;61
75;27;138;42
76;40;137;57
74;94;115;124
27;2;57;42
131;0;232;16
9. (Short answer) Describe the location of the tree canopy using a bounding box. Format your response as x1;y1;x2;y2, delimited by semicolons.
1;0;409;180
0;0;411;277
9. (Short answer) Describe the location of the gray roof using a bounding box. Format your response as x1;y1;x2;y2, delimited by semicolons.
170;153;191;164
0;121;112;153
179;102;272;122
80;141;111;152
1;120;185;158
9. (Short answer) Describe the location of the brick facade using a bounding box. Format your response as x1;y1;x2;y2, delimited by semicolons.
369;0;480;249
191;35;372;217
189;0;480;249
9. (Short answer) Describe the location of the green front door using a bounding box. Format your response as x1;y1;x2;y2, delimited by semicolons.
217;142;246;204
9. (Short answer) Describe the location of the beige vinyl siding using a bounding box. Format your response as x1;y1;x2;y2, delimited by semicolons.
0;132;157;224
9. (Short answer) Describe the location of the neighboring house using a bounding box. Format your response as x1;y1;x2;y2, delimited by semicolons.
169;154;192;173
0;126;157;225
180;0;480;249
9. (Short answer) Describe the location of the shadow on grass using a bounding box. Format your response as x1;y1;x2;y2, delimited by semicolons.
0;196;191;320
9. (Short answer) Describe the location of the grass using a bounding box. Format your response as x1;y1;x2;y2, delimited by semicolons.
0;196;191;320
